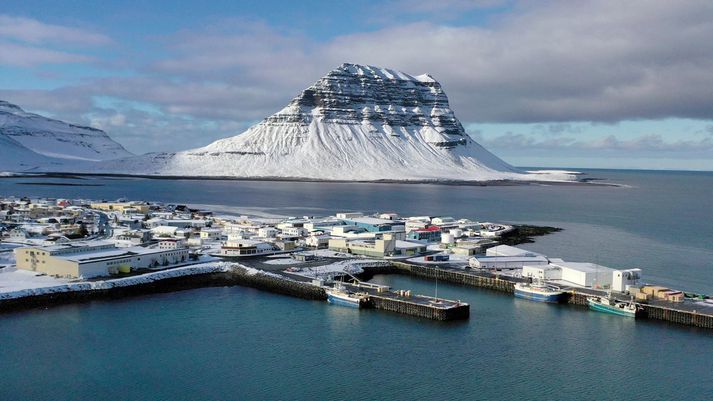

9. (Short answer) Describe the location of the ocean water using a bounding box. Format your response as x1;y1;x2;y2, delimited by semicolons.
0;169;712;400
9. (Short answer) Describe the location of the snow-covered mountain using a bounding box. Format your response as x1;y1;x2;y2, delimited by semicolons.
0;100;132;163
104;63;574;182
0;131;55;171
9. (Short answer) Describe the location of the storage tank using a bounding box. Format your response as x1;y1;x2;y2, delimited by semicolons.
441;233;454;244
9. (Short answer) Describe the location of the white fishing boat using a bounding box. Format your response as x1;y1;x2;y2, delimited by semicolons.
325;282;367;308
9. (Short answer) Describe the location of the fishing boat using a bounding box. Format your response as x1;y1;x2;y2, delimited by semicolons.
325;283;367;308
587;295;641;317
514;281;565;303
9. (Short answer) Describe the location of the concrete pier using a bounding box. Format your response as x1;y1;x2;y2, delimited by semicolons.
367;294;469;321
382;262;713;330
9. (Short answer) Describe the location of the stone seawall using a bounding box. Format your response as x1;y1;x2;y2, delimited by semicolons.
0;265;326;313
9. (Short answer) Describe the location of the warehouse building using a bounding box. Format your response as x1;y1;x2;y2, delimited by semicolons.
328;234;426;258
341;217;405;233
15;241;188;279
90;202;149;214
469;254;549;270
523;260;642;292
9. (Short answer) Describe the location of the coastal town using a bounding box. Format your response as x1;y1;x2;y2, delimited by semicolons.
0;196;711;327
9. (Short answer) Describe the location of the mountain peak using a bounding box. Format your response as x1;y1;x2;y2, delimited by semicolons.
0;100;25;113
275;63;463;147
334;63;429;82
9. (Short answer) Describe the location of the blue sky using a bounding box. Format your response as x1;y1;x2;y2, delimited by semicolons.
1;0;712;170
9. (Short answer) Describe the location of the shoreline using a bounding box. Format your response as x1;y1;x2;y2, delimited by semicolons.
0;171;623;187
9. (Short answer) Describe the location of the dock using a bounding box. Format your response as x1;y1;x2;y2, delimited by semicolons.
337;279;469;321
385;262;713;329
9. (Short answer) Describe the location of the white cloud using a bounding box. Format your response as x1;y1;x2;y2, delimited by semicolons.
0;15;111;45
2;1;713;165
0;41;94;66
0;15;110;67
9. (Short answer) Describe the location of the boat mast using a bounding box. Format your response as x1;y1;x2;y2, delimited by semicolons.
435;267;439;301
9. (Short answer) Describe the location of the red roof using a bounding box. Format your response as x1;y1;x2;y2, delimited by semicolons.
415;226;441;232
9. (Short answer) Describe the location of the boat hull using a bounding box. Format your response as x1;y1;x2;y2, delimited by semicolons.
327;292;363;308
514;288;565;303
587;299;637;317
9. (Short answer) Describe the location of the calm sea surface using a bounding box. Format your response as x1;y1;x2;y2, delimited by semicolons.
0;169;712;400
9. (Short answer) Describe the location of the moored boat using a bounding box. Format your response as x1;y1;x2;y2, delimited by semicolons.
514;281;565;303
325;283;367;308
587;296;641;317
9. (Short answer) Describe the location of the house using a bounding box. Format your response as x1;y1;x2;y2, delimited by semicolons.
280;227;307;237
407;226;441;242
257;227;278;238
431;216;456;226
199;228;223;241
305;235;330;248
158;238;187;250
115;230;152;247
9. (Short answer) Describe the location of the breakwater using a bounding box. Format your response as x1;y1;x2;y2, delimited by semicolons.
0;264;468;321
0;265;326;313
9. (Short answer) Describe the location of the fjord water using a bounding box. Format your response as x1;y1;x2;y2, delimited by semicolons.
0;169;712;400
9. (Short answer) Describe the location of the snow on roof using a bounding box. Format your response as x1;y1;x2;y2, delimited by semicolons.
486;245;542;257
550;261;614;273
54;246;182;263
37;240;114;252
344;217;400;225
474;255;549;263
395;240;426;249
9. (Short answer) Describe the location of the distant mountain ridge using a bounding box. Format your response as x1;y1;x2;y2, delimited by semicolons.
0;66;577;182
0;100;132;168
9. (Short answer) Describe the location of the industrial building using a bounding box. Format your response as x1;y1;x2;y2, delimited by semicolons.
342;217;406;233
522;261;642;292
15;241;189;279
486;245;544;257
90;202;150;214
469;254;549;270
329;234;426;258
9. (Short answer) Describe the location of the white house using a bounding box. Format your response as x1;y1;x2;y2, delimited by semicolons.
258;227;278;238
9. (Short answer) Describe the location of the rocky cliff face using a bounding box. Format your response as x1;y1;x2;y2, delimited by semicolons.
0;101;132;162
260;63;467;148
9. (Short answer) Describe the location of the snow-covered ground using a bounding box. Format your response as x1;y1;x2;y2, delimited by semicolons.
263;257;305;265
0;262;232;300
285;259;390;280
0;251;16;266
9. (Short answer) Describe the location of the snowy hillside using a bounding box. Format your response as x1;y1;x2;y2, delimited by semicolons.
0;100;132;162
102;63;575;182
